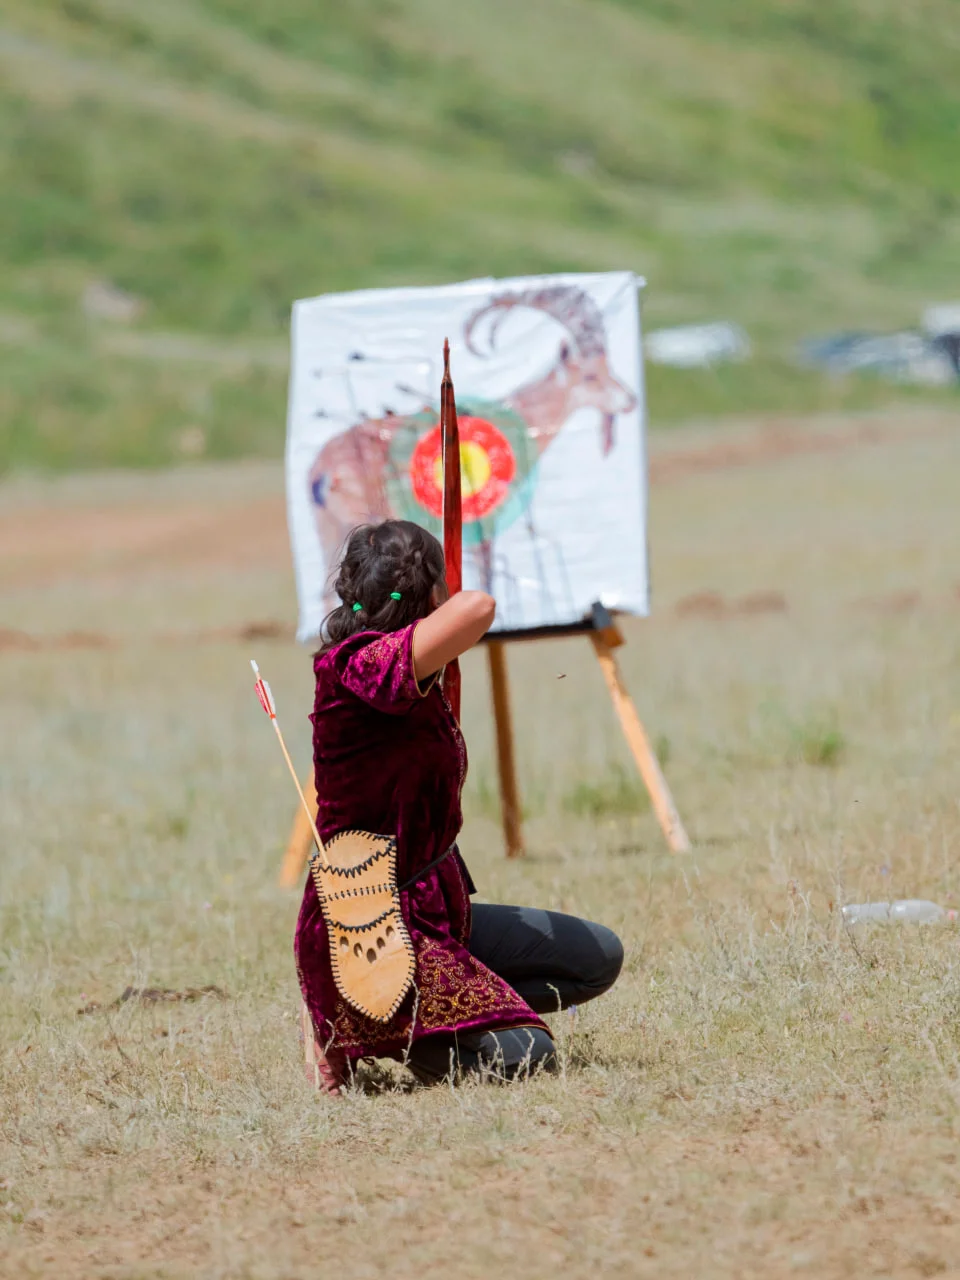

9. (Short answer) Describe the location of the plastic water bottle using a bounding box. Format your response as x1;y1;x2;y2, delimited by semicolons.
841;900;957;925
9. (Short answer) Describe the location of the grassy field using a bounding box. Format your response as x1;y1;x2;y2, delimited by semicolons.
2;0;960;471
2;408;960;1277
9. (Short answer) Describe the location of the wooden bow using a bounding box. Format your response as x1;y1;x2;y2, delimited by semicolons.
281;338;464;886
440;338;463;720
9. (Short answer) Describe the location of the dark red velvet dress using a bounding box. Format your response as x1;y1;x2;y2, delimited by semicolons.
295;623;546;1064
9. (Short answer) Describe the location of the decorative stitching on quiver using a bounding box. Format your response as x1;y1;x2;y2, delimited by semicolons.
309;830;415;1024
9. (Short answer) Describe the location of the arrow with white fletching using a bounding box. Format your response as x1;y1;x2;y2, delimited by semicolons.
251;659;276;719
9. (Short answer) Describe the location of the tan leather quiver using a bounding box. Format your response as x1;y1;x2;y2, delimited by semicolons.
308;830;416;1023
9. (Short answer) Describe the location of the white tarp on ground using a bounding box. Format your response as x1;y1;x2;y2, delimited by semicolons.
800;331;957;386
922;303;960;338
645;321;750;367
286;271;648;641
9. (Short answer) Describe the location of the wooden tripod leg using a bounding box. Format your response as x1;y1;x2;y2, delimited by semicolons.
487;641;524;859
590;634;691;854
279;771;318;887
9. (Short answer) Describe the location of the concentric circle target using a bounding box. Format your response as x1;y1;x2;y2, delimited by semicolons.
385;401;537;547
409;416;516;522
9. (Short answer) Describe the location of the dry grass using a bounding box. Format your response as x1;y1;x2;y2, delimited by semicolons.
2;412;960;1277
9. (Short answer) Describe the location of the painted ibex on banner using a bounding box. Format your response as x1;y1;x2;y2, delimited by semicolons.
308;283;636;602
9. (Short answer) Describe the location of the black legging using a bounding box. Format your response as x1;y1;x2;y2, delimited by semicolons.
407;904;623;1084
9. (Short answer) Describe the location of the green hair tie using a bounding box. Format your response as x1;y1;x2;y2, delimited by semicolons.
390;591;402;600
352;602;362;613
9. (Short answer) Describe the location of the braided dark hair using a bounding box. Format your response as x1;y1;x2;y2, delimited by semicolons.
319;520;446;652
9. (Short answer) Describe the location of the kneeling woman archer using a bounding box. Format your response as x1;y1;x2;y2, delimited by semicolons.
296;519;623;1094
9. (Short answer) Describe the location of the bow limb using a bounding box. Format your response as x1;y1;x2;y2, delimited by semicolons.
441;338;463;720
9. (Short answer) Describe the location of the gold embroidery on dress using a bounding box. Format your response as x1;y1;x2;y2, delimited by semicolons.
328;937;529;1050
353;631;403;671
414;939;519;1027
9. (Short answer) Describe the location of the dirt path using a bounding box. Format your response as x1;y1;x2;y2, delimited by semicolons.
646;410;944;483
0;493;288;592
1;407;954;648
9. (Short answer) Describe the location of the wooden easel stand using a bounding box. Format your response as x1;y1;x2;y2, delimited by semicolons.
589;632;691;854
487;640;524;858
279;609;690;885
280;777;317;888
484;611;690;860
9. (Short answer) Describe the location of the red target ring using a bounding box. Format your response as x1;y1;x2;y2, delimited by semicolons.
409;416;517;522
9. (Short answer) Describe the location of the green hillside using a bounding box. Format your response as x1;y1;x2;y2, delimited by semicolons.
2;0;959;471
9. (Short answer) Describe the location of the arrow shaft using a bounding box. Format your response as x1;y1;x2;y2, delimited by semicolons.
271;720;328;867
252;659;328;868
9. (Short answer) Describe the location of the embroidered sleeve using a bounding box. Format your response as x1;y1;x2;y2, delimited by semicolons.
339;624;435;715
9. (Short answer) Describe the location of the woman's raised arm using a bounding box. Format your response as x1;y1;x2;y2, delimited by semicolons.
412;591;495;683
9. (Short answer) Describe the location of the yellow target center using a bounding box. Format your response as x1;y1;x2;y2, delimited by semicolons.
433;441;491;500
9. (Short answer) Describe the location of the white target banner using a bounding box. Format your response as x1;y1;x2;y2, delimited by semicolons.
286;271;648;640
